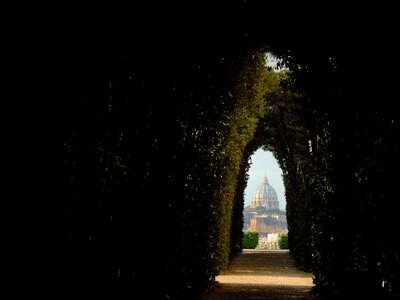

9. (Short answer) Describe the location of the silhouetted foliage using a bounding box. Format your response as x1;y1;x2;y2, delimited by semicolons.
32;4;399;299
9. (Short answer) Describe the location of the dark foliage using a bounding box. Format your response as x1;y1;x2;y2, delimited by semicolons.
31;3;399;299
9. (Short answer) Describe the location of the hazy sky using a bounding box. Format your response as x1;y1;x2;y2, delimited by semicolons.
244;148;286;211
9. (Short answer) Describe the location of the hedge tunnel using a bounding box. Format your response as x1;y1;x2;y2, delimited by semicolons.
30;3;398;299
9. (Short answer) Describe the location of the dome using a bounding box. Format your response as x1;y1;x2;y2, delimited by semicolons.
251;174;279;210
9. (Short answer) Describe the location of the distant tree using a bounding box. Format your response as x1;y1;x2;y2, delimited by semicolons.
242;231;259;249
278;233;289;249
254;206;268;214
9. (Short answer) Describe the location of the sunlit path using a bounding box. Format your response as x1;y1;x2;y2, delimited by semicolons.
201;250;317;299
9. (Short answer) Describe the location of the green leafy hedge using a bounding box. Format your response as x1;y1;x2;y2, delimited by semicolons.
33;16;399;299
278;233;289;249
242;231;259;249
34;42;276;298
251;49;399;298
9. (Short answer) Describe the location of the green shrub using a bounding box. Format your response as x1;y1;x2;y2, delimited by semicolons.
242;231;259;249
278;233;289;249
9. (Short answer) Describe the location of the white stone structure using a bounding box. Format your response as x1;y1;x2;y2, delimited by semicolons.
256;233;280;250
250;174;279;210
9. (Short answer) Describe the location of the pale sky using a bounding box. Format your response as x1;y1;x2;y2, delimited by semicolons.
244;148;286;211
265;52;284;71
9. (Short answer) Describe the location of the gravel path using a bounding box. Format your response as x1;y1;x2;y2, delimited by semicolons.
201;249;319;299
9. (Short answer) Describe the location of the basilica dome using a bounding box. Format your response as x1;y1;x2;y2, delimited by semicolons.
251;174;279;210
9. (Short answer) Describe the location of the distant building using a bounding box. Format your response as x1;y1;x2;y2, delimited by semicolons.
250;173;279;209
244;173;287;239
247;214;287;236
257;233;280;250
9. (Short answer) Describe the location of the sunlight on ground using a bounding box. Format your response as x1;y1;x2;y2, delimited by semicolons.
215;250;314;287
215;275;314;287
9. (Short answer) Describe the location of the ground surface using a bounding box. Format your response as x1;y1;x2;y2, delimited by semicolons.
201;249;319;299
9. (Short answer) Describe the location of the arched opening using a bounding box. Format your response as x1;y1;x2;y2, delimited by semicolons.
244;148;285;211
242;148;287;250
